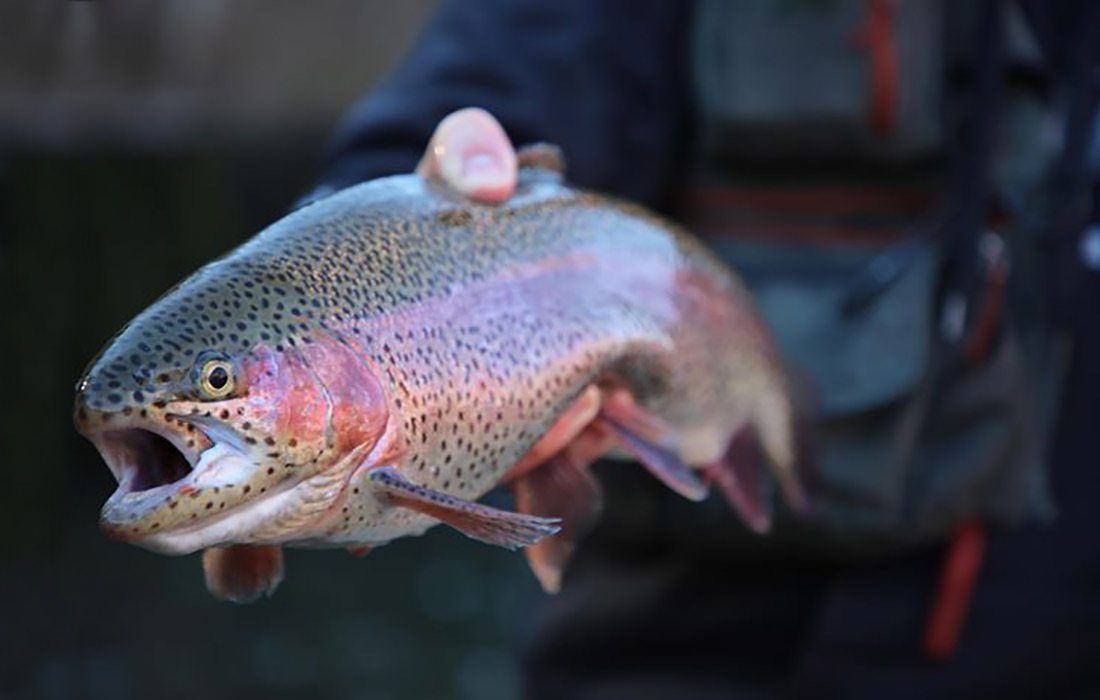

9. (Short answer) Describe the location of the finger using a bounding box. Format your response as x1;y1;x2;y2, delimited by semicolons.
561;423;616;469
416;107;518;203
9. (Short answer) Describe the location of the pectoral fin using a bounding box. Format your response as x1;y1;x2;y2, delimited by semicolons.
512;452;603;593
202;544;284;604
368;467;561;550
598;414;707;501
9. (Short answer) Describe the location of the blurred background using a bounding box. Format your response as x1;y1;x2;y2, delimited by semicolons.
0;2;549;699
6;2;1100;699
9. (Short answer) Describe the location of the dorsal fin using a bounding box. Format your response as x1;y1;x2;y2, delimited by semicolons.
516;143;566;175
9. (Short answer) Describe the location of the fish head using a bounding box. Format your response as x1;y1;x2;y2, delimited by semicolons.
74;266;391;554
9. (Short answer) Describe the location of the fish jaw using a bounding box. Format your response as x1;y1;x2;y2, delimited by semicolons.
78;400;301;554
132;472;324;554
82;401;386;555
96;438;254;553
78;404;262;551
91;429;364;555
76;402;209;540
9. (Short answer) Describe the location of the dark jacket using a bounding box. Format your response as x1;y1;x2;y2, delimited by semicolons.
308;1;1100;697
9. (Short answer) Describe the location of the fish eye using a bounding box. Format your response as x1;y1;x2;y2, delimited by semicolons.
198;359;236;399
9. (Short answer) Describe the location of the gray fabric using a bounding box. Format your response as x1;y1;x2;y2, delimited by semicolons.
692;0;945;162
719;240;936;417
705;238;1053;554
682;0;1053;553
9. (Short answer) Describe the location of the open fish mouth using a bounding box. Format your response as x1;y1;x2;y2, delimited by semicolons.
86;412;308;553
86;415;257;543
95;427;201;496
80;402;355;553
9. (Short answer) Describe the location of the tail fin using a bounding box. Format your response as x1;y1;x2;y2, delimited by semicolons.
703;374;817;532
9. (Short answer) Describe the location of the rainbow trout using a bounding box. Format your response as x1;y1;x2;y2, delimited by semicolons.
74;146;806;602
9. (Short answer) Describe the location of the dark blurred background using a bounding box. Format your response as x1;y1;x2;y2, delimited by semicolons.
0;3;549;698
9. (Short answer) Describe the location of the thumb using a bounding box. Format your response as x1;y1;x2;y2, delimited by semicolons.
417;107;518;204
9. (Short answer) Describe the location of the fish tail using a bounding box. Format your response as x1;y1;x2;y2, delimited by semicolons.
702;366;816;531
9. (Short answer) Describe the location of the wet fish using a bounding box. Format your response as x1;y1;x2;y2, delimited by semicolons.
74;145;808;602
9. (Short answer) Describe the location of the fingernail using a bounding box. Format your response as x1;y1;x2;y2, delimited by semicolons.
462;151;505;182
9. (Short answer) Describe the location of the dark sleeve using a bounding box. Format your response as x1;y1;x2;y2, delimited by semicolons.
307;0;695;209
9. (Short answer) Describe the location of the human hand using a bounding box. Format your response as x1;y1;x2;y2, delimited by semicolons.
416;107;518;203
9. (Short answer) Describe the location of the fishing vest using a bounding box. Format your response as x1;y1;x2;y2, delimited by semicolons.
677;0;1057;555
